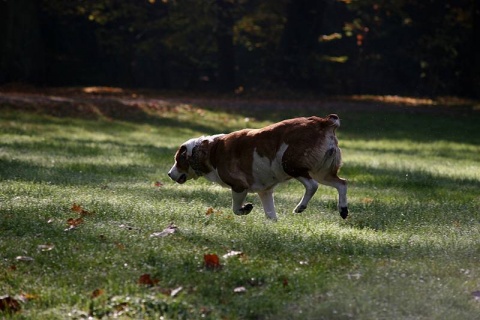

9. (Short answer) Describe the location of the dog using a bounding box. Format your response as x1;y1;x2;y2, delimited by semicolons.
168;114;348;220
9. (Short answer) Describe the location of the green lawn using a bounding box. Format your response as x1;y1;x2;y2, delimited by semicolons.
1;95;480;319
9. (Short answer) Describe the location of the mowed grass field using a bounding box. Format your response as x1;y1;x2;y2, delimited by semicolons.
1;92;480;319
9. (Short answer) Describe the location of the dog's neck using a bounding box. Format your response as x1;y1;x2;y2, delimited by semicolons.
189;135;224;176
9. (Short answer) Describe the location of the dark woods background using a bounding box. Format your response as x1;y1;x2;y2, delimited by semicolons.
1;0;479;97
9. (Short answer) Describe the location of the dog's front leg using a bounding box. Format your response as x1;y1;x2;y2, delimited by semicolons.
232;189;253;215
258;190;277;220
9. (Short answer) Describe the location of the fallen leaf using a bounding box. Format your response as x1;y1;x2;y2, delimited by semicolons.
206;207;223;216
204;254;221;270
0;295;21;313
8;265;16;272
113;302;128;314
91;289;104;299
71;203;83;213
361;197;374;205
18;293;38;302
15;256;34;262
71;203;94;216
223;250;244;259
65;217;83;231
67;217;84;227
150;223;178;237
115;243;125;250
233;286;247;294
347;273;362;280
138;274;159;286
37;244;55;252
119;224;139;231
64;225;78;232
154;181;164;187
170;286;183;297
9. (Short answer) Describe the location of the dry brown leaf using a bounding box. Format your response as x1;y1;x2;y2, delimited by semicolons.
65;217;83;231
204;254;221;270
91;289;104;299
138;274;159;286
67;217;84;226
205;207;222;216
71;203;94;216
18;293;38;302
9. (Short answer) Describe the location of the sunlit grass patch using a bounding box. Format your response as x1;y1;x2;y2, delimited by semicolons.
1;100;480;319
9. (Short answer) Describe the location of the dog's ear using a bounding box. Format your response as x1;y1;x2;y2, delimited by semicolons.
190;140;210;173
175;145;189;168
179;145;187;158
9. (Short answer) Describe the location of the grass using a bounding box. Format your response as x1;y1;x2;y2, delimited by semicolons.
1;94;480;319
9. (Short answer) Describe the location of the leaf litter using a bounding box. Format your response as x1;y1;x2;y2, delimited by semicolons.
150;223;178;237
65;203;93;231
137;274;183;297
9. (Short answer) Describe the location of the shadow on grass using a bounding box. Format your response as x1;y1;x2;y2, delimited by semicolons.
189;99;480;145
0;105;222;137
0;157;166;185
3;93;480;146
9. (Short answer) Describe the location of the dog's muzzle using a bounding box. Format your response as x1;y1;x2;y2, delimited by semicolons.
168;168;187;184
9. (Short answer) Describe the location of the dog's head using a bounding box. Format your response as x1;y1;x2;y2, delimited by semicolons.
168;135;223;184
168;138;198;184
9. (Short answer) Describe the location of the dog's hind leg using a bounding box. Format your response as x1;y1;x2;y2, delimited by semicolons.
293;176;319;213
317;174;348;219
258;189;277;220
232;189;253;215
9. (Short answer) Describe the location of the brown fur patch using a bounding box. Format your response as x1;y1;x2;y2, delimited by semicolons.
206;115;341;191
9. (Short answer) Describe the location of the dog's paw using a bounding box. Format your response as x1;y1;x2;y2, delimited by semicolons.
293;204;307;213
340;207;349;219
235;203;253;215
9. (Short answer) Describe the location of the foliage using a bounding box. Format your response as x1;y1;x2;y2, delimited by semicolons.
0;0;478;96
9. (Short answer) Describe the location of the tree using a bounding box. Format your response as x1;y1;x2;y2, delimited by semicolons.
215;0;236;92
1;0;44;84
276;0;327;89
470;0;480;97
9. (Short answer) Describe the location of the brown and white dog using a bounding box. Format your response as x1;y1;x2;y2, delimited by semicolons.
168;114;348;220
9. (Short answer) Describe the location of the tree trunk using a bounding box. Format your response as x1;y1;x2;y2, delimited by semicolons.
215;0;236;92
1;0;44;84
471;0;480;98
277;0;327;88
